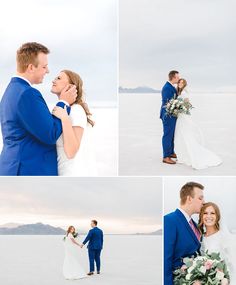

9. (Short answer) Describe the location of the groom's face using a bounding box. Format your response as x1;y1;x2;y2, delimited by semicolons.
172;74;180;84
30;52;49;84
190;187;204;214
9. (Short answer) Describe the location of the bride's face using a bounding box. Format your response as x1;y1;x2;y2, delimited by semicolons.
70;227;75;233
51;72;69;95
178;80;185;88
202;206;217;227
178;80;185;89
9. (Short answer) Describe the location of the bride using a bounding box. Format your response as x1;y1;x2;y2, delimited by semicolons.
174;78;222;170
198;202;236;284
51;70;96;176
63;226;87;280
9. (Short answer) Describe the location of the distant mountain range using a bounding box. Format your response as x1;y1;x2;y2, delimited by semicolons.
134;229;162;236
0;223;66;235
0;223;162;235
119;86;160;93
0;223;23;228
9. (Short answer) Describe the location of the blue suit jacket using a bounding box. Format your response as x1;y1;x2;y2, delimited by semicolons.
0;77;69;176
83;227;103;250
160;82;177;119
164;209;201;285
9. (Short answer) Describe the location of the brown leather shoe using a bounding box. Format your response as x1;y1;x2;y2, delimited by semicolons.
87;272;94;276
163;157;176;164
170;153;177;159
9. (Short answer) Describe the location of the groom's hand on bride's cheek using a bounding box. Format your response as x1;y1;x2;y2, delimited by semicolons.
59;85;77;105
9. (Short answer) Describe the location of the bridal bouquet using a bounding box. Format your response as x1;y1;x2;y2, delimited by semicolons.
165;97;193;117
173;251;230;285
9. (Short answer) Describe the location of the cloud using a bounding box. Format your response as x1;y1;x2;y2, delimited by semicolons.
0;0;117;104
119;0;236;91
0;177;162;233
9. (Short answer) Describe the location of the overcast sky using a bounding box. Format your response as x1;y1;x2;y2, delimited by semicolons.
120;0;236;92
0;177;162;234
163;176;236;230
0;0;117;105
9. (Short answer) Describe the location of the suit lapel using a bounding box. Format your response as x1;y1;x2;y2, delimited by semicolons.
166;81;177;98
175;209;201;246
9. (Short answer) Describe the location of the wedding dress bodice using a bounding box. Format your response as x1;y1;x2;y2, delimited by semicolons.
202;230;236;283
202;231;226;258
56;104;97;176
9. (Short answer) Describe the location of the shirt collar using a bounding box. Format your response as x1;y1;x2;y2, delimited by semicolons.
12;75;32;86
178;207;191;223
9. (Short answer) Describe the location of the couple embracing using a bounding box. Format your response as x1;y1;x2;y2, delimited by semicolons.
164;182;236;285
160;70;222;170
0;42;95;176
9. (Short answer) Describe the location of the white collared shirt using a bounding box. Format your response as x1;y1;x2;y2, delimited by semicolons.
178;207;191;223
12;75;32;86
168;81;176;88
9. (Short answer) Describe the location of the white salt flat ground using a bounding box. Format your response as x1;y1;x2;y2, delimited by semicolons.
91;107;117;176
0;235;161;285
0;107;118;176
119;93;236;176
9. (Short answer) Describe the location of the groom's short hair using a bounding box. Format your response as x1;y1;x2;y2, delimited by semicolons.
92;220;98;226
180;182;204;205
168;70;179;80
17;42;50;72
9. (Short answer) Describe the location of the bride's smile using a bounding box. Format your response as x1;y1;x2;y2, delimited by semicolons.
202;206;217;227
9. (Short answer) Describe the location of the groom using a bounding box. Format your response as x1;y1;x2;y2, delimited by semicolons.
0;42;77;176
164;182;205;285
160;70;179;164
81;220;103;276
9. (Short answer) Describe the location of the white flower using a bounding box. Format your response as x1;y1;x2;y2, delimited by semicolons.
199;266;206;275
186;273;192;280
216;270;225;280
195;256;205;261
188;266;195;273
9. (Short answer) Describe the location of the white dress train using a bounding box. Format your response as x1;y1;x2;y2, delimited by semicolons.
174;92;222;169
63;233;87;280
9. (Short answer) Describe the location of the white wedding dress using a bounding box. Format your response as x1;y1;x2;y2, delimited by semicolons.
63;233;87;280
174;92;222;169
57;104;97;176
202;230;236;284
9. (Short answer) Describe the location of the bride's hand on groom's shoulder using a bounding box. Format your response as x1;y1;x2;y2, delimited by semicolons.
59;84;77;105
52;106;68;120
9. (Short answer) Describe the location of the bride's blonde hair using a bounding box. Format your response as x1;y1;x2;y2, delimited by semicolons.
177;78;187;96
62;70;95;127
198;202;221;235
67;225;75;236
